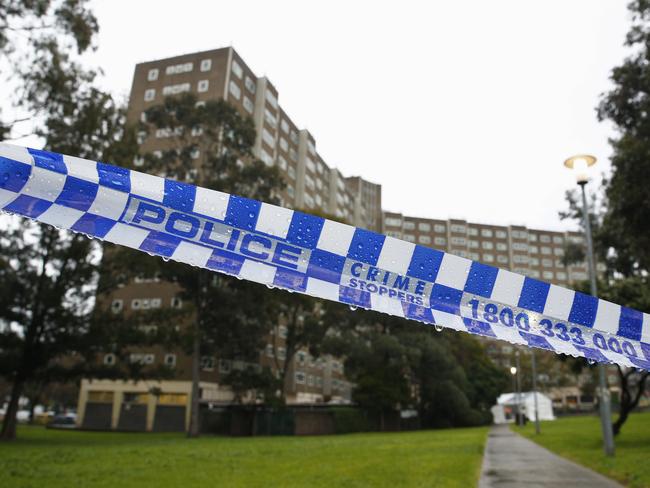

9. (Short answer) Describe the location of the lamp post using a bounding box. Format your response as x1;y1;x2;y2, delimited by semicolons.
510;366;518;424
531;349;540;434
563;154;615;457
515;350;523;426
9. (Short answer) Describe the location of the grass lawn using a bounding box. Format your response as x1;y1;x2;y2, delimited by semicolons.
514;411;650;488
0;425;488;488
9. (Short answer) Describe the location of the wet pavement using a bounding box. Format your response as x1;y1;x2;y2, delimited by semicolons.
478;424;622;488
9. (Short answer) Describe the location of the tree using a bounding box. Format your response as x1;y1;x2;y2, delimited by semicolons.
117;92;285;436
554;0;650;434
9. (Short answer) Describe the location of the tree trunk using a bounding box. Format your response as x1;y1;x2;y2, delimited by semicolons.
187;324;200;438
612;370;648;436
1;377;25;441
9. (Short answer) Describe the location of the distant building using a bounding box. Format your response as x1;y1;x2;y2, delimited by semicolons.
77;46;603;432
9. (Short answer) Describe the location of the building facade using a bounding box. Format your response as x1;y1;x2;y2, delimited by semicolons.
77;46;601;431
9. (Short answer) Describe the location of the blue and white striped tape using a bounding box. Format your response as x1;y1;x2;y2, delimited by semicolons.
1;143;649;371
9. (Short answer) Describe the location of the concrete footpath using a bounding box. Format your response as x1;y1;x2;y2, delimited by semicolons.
478;424;622;487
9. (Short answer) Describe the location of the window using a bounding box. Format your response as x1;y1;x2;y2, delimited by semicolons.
261;149;273;166
450;237;466;246
279;138;288;151
277;347;286;360
197;80;209;93
164;354;176;367
104;353;116;365
144;89;155;101
162;83;191;96
529;245;538;253
418;222;431;232
307;140;316;155
264;108;277;127
290;130;298;144
511;230;528;239
529;270;541;278
483;254;494;262
497;255;509;264
418;235;431;244
434;237;447;246
496;230;507;239
403;234;415;242
281;119;289;133
243;96;254;113
481;229;493;237
229;81;241;100
262;128;275;148
304;194;314;208
512;242;528;251
543;271;554;280
231;60;243;78
288;167;296;180
530;258;539;266
289;148;298;162
166;62;193;75
468;227;478;236
555;259;564;268
279;326;288;338
572;271;588;281
130;353;154;365
529;234;538;242
200;59;212;71
201;356;215;371
384;217;402;227
469;240;479;248
111;299;123;314
540;235;551;243
147;68;159;81
496;242;508;251
266;90;278;108
308;375;314;386
295;372;306;384
481;241;493;250
434;224;446;233
171;297;182;309
513;255;529;264
278;155;288;170
541;246;552;255
386;231;402;238
151;298;161;308
450;224;466;233
470;252;480;260
554;248;564;256
556;272;567;280
131;299;141;310
218;359;231;373
297;351;306;365
403;221;416;230
266;344;274;358
244;76;256;93
553;236;564;244
542;259;553;267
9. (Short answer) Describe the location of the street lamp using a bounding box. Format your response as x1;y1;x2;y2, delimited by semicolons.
510;366;518;424
515;350;523;427
531;349;540;435
563;154;615;457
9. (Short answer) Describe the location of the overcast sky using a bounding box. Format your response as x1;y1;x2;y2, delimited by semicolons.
8;1;633;232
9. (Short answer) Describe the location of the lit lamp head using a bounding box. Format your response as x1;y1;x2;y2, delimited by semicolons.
564;154;597;185
510;367;517;376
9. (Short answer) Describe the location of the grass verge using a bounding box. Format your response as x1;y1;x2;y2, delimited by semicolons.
0;425;489;487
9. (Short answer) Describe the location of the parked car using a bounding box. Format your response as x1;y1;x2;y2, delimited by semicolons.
47;414;77;429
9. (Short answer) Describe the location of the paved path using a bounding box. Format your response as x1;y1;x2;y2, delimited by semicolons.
478;424;622;487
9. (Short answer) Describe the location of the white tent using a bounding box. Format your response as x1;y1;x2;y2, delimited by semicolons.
491;391;555;424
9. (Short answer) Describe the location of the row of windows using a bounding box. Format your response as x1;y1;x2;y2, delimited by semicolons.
110;297;182;313
103;353;177;367
146;59;212;82
385;219;576;249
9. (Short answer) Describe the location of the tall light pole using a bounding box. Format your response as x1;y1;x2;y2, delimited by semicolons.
510;366;518;424
531;349;540;434
515;350;523;426
564;154;615;457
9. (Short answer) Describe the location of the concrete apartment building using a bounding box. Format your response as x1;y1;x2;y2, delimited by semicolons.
77;46;599;431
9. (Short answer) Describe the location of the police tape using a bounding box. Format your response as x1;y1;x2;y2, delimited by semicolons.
1;143;649;371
